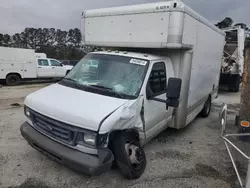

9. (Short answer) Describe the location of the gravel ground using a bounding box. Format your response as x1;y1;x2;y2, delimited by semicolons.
0;84;248;188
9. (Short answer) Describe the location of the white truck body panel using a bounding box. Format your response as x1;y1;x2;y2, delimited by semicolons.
35;53;47;59
182;14;225;116
237;28;245;76
0;47;37;79
82;1;224;48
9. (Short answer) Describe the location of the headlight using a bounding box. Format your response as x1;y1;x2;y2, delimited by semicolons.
84;132;96;146
24;106;30;118
76;131;97;147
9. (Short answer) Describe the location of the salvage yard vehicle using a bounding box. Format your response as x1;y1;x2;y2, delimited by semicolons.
0;47;72;86
20;0;225;179
219;26;246;92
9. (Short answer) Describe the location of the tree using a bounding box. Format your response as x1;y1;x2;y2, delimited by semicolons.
0;34;11;46
239;41;250;137
0;27;87;60
68;28;82;47
215;17;233;29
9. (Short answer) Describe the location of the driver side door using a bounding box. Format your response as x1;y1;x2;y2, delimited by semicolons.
144;61;173;141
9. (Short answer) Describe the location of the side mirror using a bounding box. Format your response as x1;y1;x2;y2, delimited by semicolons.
145;77;182;109
166;78;182;108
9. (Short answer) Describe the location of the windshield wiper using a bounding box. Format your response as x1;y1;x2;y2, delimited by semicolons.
63;78;77;83
89;85;125;98
62;78;84;90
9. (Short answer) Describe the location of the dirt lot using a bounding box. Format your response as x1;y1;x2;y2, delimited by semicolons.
0;83;248;188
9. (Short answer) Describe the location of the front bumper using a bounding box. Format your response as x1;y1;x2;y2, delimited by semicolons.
20;122;114;176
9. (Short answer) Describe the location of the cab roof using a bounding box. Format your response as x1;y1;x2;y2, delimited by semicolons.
90;51;164;61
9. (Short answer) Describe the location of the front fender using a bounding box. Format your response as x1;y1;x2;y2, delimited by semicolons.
98;95;145;137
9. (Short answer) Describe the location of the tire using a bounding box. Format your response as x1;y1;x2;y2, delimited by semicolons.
233;83;240;92
234;87;239;92
6;74;21;86
112;132;146;179
200;96;211;118
228;85;239;92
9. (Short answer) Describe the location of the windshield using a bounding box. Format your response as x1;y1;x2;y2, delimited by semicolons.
60;53;148;99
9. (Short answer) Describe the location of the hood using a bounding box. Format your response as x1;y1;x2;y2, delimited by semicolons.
63;65;73;70
25;83;129;131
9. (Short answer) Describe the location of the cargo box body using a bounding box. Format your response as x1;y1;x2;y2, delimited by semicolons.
0;47;37;79
82;1;224;48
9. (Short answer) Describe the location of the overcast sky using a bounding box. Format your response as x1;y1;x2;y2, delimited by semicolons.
0;0;249;34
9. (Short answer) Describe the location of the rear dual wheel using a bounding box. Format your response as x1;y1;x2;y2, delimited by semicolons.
200;96;211;118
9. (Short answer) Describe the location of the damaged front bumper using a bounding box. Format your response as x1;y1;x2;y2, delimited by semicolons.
20;122;114;176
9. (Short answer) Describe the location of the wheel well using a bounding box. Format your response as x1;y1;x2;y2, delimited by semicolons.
6;73;22;79
108;129;140;149
208;94;211;100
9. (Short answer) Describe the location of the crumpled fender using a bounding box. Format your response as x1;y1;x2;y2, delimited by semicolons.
98;95;145;137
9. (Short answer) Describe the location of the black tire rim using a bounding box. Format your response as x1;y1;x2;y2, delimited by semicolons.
10;77;18;84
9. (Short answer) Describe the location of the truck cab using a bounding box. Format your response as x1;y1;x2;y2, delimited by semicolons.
37;58;69;78
21;51;182;178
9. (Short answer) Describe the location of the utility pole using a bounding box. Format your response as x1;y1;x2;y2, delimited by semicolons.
239;41;250;140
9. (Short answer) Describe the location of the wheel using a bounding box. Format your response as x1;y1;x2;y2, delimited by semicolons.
6;74;21;86
200;96;211;118
234;86;239;92
112;132;146;179
228;86;239;92
233;83;240;92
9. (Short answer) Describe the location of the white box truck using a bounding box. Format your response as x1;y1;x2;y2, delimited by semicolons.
20;1;225;179
0;47;72;85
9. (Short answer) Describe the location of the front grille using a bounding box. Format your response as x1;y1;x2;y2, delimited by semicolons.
30;109;77;146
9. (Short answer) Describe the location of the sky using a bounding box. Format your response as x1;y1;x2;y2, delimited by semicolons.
0;0;249;34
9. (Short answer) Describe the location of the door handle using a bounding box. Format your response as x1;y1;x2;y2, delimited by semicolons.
38;67;42;68
51;67;55;69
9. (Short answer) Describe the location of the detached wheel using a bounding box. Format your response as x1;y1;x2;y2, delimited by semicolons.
6;74;21;86
112;132;146;179
200;96;211;118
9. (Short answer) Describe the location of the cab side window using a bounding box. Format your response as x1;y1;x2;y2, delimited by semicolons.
148;62;166;96
38;59;49;66
50;60;62;66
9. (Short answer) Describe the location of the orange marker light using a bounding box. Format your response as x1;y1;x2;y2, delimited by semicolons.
241;121;250;128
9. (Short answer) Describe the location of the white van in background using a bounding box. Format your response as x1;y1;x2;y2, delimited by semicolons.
0;47;72;85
